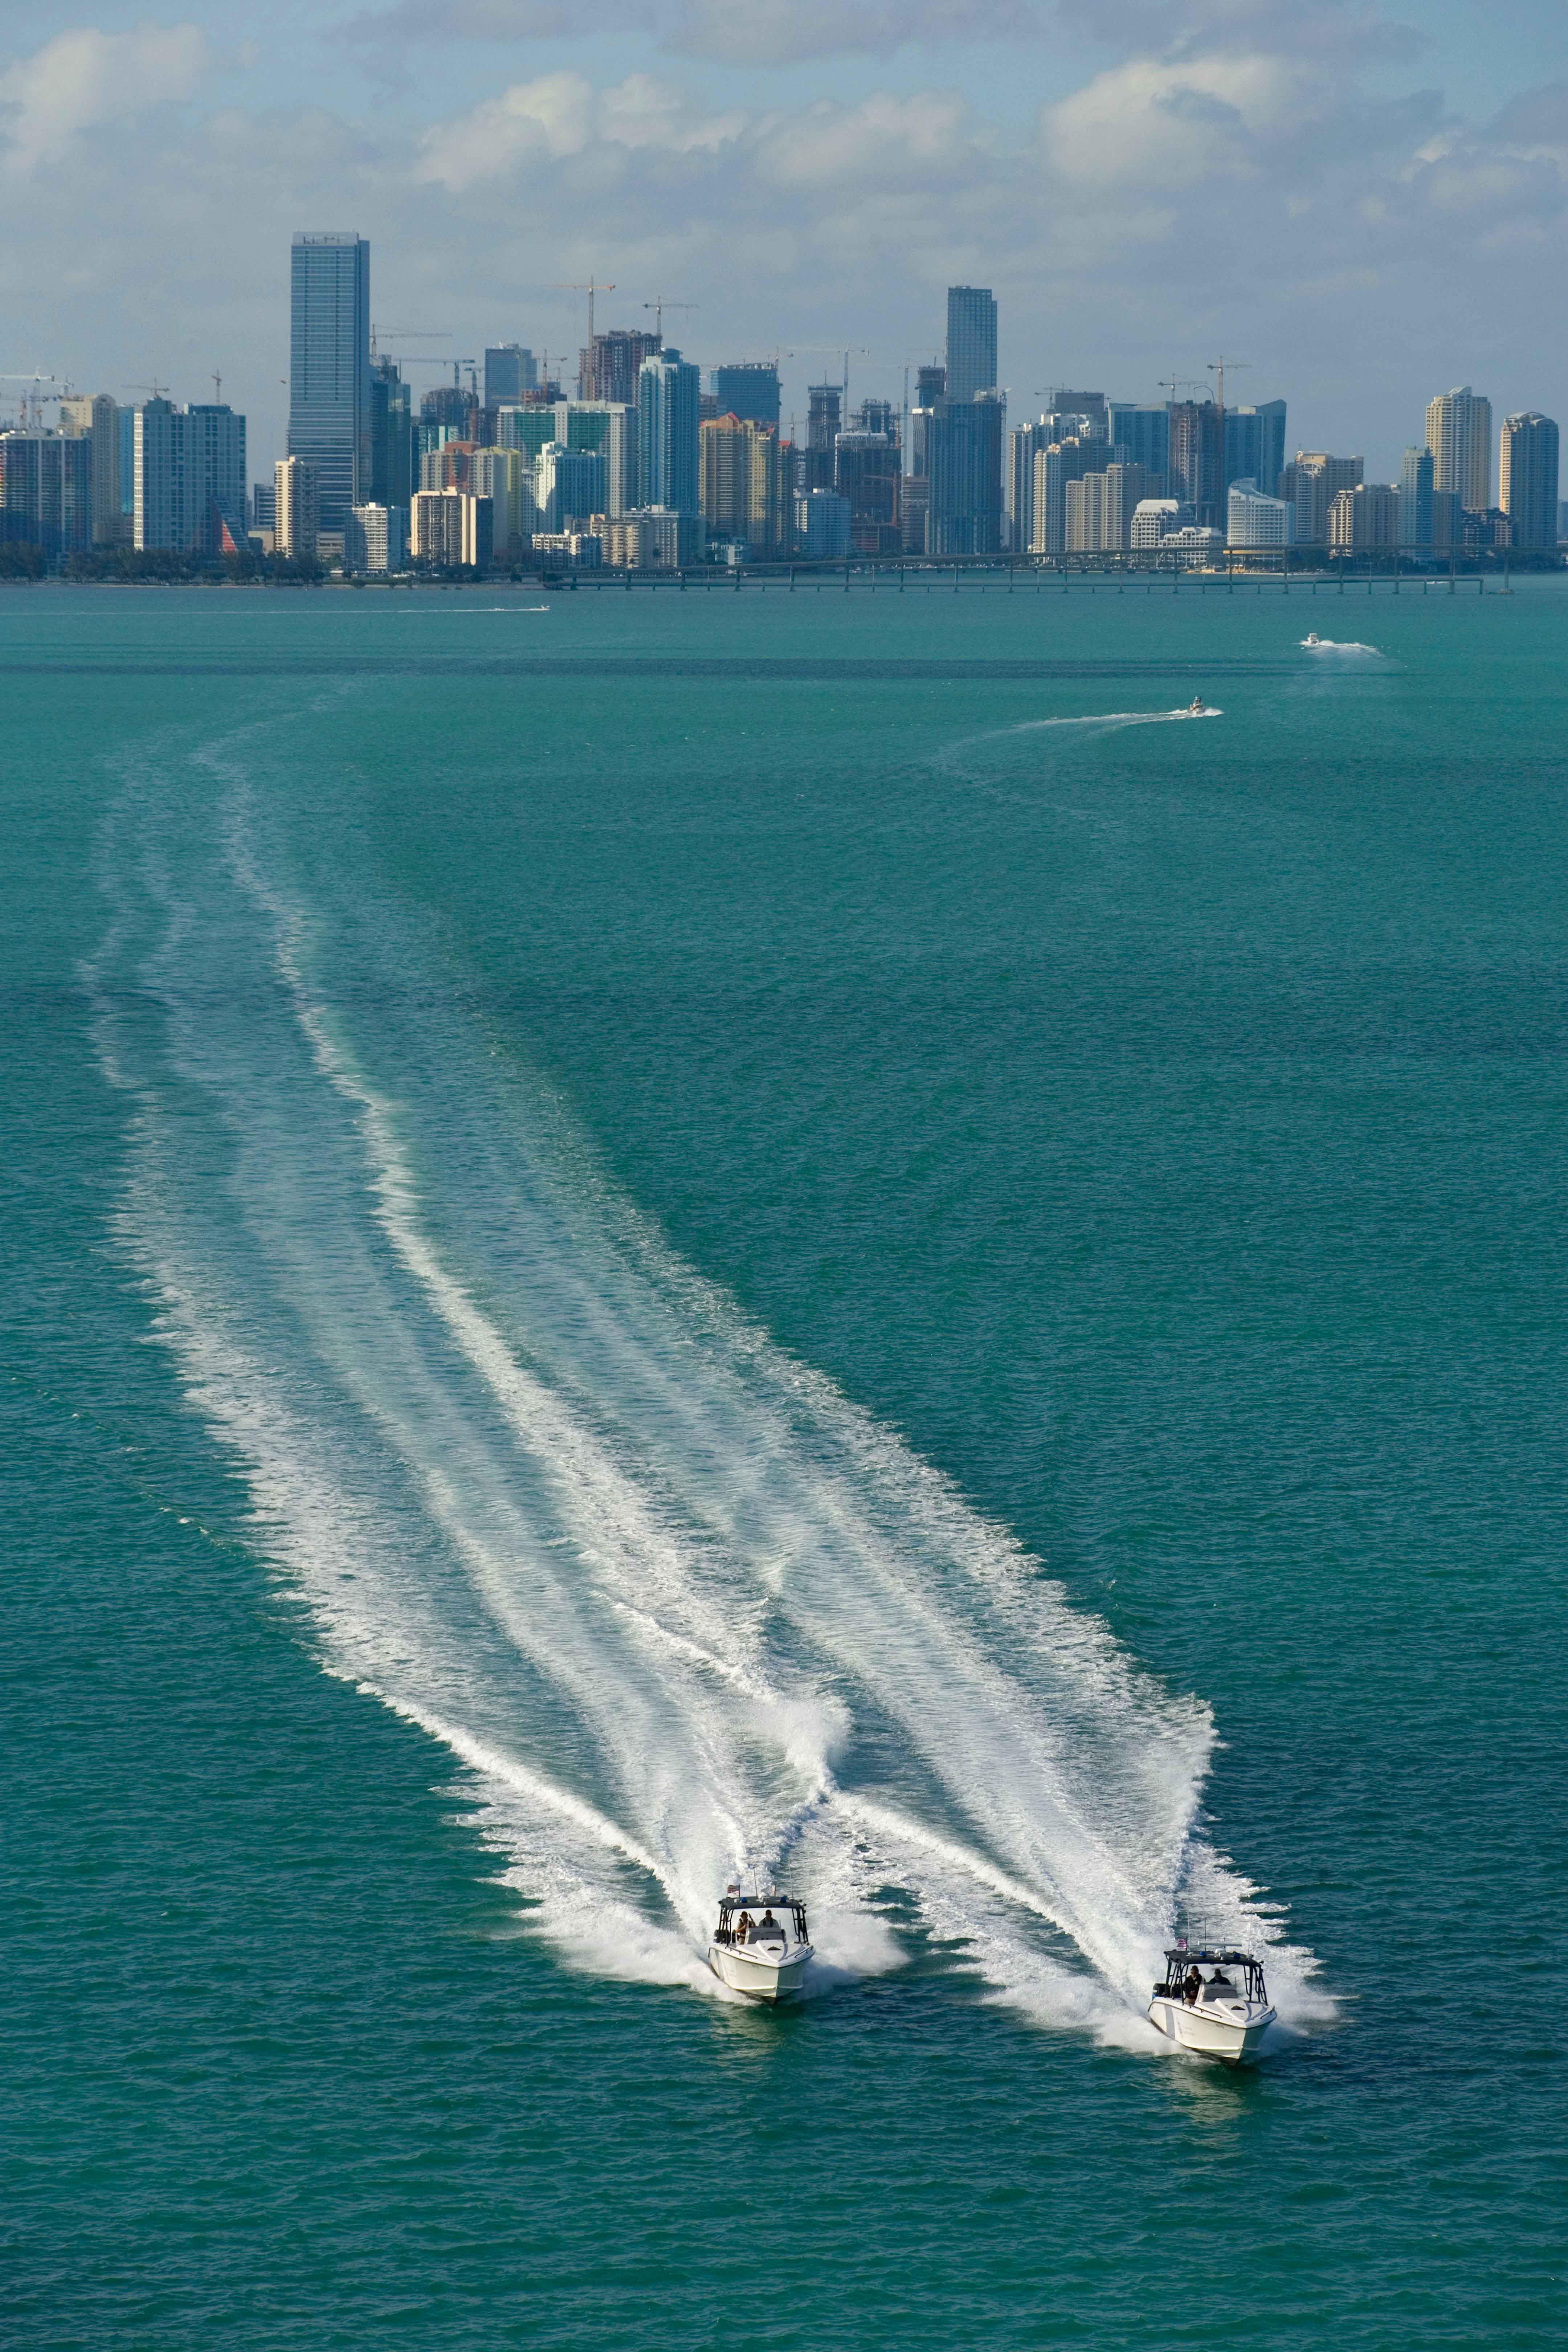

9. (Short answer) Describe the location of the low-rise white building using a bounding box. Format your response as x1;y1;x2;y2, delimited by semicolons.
1131;498;1182;549
1227;478;1294;548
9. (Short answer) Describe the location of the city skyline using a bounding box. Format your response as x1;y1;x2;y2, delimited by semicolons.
1;6;1566;482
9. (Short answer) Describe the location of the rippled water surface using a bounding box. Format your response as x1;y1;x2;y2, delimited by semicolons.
7;580;1564;2348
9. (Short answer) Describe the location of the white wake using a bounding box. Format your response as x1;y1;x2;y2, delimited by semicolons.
83;717;1323;2046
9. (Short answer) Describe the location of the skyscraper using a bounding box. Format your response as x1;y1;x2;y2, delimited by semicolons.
805;384;842;494
132;399;245;554
0;430;91;555
369;356;412;510
834;430;900;554
274;455;319;560
1279;452;1363;546
928;388;1005;555
587;330;661;407
60;393;121;545
714;364;781;430
1107;404;1170;490
946;287;997;401
288;232;370;534
700;414;783;553
1499;412;1559;550
637;348;701;516
485;345;535;407
1400;446;1433;551
1009;419;1054;551
1425;387;1491;514
1224;401;1287;498
1169;401;1224;530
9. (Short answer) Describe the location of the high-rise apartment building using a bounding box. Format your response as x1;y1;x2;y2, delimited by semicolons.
1169;401;1224;530
132;399;245;554
1029;435;1100;554
1009;419;1055;554
714;365;781;430
1499;412;1559;550
699;415;783;554
533;442;607;533
1328;483;1399;551
274;456;319;560
551;402;635;516
1064;463;1153;552
1425;387;1491;514
1399;446;1434;550
637;348;701;516
410;489;492;569
1279;452;1363;546
346;503;405;574
0;430;92;555
485;345;536;406
288;232;370;533
946;289;998;402
587;330;661;406
60;393;121;545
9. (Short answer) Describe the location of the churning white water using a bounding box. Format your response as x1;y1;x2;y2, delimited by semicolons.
84;715;1319;2045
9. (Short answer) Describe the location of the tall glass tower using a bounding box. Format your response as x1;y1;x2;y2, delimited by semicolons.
288;233;370;534
945;286;997;401
637;347;701;515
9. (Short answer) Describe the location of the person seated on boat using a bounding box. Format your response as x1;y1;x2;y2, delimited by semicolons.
1183;1966;1202;2005
1205;1972;1236;2001
756;1910;784;1943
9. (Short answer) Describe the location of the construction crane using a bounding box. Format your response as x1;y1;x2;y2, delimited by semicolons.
1206;355;1250;417
0;369;61;428
643;296;694;343
553;276;615;352
785;345;870;402
370;326;449;359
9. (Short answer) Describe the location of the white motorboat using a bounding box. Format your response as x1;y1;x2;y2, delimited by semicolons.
1181;695;1217;716
1304;631;1322;646
708;1886;812;2003
1148;1942;1276;2064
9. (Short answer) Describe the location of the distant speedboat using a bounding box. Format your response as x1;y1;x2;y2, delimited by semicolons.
1149;1942;1276;2063
1185;695;1211;715
1304;631;1322;646
709;1886;812;2002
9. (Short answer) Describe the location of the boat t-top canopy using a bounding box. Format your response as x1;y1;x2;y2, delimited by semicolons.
715;1890;809;1943
1157;1944;1269;2002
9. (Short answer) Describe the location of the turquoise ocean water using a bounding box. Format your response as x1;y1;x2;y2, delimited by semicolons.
6;579;1564;2346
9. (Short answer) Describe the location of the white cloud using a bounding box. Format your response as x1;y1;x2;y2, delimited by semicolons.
0;24;208;176
1042;51;1298;189
413;70;744;191
756;92;980;191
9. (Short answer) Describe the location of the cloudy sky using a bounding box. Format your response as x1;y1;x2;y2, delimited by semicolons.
1;0;1564;479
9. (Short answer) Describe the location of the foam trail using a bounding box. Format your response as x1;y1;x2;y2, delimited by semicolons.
83;712;1322;2040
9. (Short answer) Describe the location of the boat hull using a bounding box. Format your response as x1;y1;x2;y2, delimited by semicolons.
708;1941;811;2003
1148;1996;1275;2065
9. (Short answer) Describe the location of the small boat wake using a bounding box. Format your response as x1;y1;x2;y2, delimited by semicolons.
1301;635;1378;654
83;710;1326;2052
